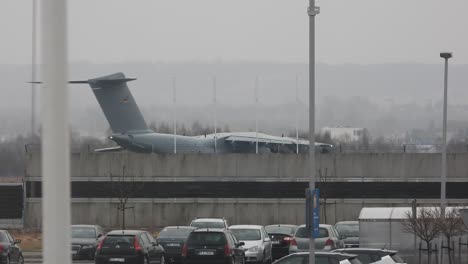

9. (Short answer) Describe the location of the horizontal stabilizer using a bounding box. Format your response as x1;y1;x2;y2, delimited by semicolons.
94;146;124;153
30;78;136;85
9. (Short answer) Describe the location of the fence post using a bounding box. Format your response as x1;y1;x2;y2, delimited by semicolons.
435;243;439;264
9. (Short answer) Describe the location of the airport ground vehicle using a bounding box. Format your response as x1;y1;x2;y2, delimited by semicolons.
265;225;297;261
0;230;23;264
289;224;345;253
332;248;406;264
229;225;272;264
95;230;165;264
181;228;245;264
189;218;229;229
272;252;362;264
71;224;105;260
334;221;359;248
157;226;196;264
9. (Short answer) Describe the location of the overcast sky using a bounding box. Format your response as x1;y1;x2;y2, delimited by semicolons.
1;0;467;65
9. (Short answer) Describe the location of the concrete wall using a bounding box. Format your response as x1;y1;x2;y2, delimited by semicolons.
25;151;468;181
24;198;468;230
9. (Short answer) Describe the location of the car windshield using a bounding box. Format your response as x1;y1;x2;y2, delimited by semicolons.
295;227;328;238
187;232;226;246
103;235;134;246
265;226;296;235
390;253;404;263
335;223;359;237
0;232;9;242
158;228;194;239
191;221;225;229
230;229;261;241
71;227;96;239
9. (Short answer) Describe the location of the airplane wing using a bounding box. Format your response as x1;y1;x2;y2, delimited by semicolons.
94;146;125;153
217;132;333;153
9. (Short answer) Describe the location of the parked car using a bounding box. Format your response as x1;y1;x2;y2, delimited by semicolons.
332;248;406;264
334;221;359;248
181;228;245;264
189;218;229;229
264;224;297;260
229;225;272;264
0;230;23;264
272;252;362;264
71;224;105;260
95;230;165;264
289;224;345;253
157;226;196;264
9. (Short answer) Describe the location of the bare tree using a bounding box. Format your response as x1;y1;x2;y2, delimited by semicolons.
110;165;143;230
402;207;440;264
434;208;467;264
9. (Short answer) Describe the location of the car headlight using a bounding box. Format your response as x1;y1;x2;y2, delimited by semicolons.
247;246;259;252
81;245;94;249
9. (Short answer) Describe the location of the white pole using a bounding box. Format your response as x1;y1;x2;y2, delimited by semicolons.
255;76;259;154
41;1;71;264
31;0;37;137
173;77;177;154
440;52;451;215
213;77;217;153
308;1;319;264
296;75;299;154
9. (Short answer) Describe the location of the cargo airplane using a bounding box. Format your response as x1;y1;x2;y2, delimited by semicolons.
62;73;333;154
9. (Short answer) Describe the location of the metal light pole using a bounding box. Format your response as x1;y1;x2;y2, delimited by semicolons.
296;75;299;154
255;76;259;154
213;77;217;153
41;0;71;264
173;77;177;154
440;52;452;216
31;0;38;137
308;1;320;264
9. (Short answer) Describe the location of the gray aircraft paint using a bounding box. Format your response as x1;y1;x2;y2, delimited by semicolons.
84;73;331;154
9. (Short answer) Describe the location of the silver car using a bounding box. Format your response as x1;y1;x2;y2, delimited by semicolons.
230;225;273;264
289;224;345;253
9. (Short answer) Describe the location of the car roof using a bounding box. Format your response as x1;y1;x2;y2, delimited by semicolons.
265;224;297;228
192;218;225;222
291;252;357;258
333;248;398;254
229;225;263;229
71;225;99;228
163;226;196;230
192;228;227;233
297;224;332;228
107;230;146;236
335;221;358;225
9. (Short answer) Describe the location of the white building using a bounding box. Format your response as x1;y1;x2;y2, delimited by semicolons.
321;127;365;142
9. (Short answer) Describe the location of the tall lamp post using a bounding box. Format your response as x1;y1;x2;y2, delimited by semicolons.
308;1;320;264
439;52;452;216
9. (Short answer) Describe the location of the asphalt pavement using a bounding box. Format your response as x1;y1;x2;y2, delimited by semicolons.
23;252;94;264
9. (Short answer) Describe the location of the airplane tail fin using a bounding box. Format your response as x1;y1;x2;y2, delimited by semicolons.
84;73;149;134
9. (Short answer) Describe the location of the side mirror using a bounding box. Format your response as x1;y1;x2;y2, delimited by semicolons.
264;238;271;242
152;241;158;247
237;242;245;247
97;234;103;239
14;239;21;245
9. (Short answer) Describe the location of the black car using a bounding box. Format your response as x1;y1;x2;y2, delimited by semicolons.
0;230;23;264
71;225;105;260
265;224;298;260
157;226;196;264
181;228;245;264
332;248;405;264
272;252;362;264
95;230;165;264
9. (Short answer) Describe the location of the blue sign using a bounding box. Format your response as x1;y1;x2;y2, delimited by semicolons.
311;189;320;238
305;188;320;238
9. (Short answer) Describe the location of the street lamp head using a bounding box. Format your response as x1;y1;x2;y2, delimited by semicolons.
440;52;453;60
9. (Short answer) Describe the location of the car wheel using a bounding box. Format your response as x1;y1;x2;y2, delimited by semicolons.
18;255;24;264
